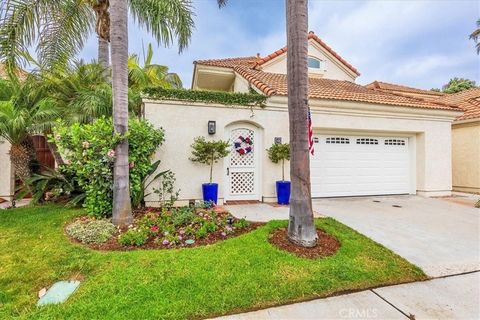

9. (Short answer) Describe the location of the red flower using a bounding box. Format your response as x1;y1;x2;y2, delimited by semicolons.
150;225;159;233
238;148;245;155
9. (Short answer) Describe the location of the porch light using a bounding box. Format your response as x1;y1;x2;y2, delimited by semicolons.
226;216;235;226
208;121;216;135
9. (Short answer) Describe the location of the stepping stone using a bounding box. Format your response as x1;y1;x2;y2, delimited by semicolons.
37;281;80;306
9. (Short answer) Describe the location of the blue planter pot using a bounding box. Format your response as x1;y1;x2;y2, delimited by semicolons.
202;183;219;204
276;181;291;205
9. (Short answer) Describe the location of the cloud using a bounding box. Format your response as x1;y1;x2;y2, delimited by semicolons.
77;0;479;89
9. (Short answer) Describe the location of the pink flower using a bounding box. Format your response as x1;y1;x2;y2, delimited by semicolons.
107;149;115;158
178;236;183;241
179;230;185;235
162;239;170;245
150;225;159;233
221;232;227;237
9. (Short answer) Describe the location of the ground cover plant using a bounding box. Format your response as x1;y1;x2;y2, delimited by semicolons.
66;203;257;250
0;205;426;319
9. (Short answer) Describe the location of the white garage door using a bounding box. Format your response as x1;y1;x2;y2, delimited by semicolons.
311;135;411;197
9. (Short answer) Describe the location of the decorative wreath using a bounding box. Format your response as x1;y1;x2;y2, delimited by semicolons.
234;135;253;155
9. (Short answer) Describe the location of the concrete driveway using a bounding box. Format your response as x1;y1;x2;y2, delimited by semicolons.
312;196;480;277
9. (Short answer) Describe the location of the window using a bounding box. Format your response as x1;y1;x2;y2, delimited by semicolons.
308;57;323;69
356;138;378;145
385;139;406;146
326;137;350;144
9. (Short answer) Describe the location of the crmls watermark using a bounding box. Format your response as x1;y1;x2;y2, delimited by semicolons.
339;308;379;318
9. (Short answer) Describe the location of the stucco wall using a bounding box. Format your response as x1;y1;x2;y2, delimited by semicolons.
452;122;480;193
261;41;356;82
0;139;14;201
143;99;458;206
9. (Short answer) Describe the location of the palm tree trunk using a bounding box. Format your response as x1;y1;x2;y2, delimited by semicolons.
286;0;317;247
110;0;132;226
10;143;32;184
93;0;111;70
98;37;110;69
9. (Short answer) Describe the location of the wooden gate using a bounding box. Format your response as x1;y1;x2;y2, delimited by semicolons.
32;135;55;169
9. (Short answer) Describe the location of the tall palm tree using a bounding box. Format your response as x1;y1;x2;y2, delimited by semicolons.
109;0;228;226
0;0;194;72
110;0;131;226
470;19;480;54
0;75;59;184
286;0;317;247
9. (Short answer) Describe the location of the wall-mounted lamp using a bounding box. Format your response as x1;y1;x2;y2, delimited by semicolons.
274;137;282;144
208;120;216;135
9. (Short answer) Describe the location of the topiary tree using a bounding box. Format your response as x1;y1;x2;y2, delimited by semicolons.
189;137;230;183
267;143;290;181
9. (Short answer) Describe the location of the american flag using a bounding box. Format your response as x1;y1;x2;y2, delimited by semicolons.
308;107;314;156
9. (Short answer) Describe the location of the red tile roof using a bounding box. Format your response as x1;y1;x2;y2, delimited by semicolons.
435;88;480;121
253;32;360;76
194;56;257;68
366;81;445;98
233;67;459;111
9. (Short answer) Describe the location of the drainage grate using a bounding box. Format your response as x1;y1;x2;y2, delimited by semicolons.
392;205;402;208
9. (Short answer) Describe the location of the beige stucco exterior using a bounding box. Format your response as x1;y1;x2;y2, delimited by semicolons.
452;121;480;193
143;97;460;206
0;139;14;201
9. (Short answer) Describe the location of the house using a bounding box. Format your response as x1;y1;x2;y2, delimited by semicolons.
440;88;480;194
143;32;463;206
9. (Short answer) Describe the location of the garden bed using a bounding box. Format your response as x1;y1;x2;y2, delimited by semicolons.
269;228;341;259
66;205;262;251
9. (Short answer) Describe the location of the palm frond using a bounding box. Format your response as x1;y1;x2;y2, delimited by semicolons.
129;0;195;53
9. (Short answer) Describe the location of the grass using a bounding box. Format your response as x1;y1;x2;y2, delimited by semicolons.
0;205;426;319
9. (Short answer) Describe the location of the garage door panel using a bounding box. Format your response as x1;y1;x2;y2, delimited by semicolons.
311;135;411;197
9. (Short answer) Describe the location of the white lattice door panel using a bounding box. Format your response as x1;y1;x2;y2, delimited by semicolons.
225;126;260;201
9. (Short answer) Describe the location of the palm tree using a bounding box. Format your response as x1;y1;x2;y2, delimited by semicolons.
286;0;318;247
0;0;194;71
109;0;228;226
110;0;131;226
0;75;59;184
470;19;480;54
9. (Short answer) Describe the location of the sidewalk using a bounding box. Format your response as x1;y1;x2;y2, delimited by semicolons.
213;271;480;320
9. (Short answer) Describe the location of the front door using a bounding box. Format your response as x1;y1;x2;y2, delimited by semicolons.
225;124;261;201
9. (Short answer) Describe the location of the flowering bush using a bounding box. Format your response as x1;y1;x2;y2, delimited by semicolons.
53;117;164;217
118;227;149;246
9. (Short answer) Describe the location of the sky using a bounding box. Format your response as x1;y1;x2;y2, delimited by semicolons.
78;0;480;90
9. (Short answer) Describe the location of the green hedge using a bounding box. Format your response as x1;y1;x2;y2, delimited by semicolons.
142;87;267;107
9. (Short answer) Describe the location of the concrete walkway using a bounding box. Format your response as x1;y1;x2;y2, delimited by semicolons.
213;271;480;319
225;203;323;222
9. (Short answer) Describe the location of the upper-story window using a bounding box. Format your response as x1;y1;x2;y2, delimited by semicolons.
308;57;324;70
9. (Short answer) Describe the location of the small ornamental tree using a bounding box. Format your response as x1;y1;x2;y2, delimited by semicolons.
189;137;230;183
267;143;290;181
52;117;164;217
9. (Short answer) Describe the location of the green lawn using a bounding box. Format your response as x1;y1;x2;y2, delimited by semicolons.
0;205;426;319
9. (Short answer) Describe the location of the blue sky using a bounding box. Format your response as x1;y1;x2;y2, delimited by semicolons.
79;0;480;90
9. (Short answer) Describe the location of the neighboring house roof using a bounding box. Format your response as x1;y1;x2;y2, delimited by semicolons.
435;88;480;121
194;56;257;69
366;81;445;99
233;67;458;111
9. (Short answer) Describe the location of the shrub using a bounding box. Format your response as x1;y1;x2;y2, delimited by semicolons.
118;228;149;246
52;117;164;217
233;218;250;229
66;219;116;244
171;207;195;226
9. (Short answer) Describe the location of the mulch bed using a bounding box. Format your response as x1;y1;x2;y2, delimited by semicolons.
269;228;340;259
68;208;264;252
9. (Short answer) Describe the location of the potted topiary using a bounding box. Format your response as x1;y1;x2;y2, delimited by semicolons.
267;143;290;204
190;136;230;204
